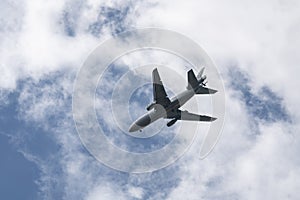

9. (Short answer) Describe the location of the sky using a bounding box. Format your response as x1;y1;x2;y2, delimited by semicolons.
1;0;300;199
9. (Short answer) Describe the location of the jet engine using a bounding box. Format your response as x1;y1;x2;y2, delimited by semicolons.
167;118;178;127
198;75;207;84
146;103;156;111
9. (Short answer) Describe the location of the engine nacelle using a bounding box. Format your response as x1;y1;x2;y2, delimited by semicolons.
167;118;178;127
146;103;156;111
198;75;207;84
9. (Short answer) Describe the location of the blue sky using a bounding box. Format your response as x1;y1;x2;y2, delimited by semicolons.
1;0;300;199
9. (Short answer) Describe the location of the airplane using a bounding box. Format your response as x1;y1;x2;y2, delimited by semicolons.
128;67;217;132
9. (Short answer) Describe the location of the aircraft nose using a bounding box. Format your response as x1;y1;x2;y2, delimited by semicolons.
128;123;140;132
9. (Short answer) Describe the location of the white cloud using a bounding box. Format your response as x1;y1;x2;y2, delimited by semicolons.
166;116;300;200
136;0;300;118
226;123;300;200
128;186;144;199
86;185;127;200
0;0;141;90
2;0;300;199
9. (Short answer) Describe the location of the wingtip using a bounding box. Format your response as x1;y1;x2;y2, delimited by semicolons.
200;115;217;122
188;68;194;73
211;117;217;121
210;89;218;94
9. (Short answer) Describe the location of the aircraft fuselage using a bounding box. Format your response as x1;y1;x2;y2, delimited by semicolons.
129;89;194;132
128;68;217;132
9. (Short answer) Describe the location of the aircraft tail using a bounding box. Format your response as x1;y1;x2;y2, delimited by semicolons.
187;69;217;94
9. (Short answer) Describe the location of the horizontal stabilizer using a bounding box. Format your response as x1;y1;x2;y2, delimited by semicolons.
195;86;217;94
187;69;198;90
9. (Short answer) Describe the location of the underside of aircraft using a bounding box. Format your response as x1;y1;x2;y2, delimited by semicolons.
129;67;217;132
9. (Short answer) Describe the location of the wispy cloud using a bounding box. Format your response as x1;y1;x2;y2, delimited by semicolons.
1;0;300;199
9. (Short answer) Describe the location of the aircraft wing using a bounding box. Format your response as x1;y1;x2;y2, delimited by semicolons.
179;110;216;122
152;68;171;106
